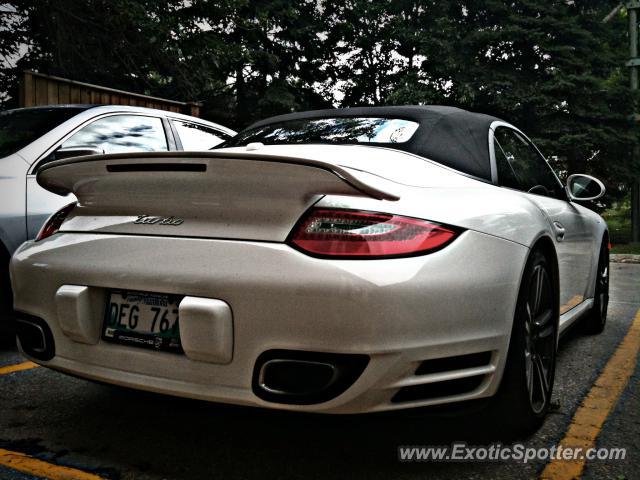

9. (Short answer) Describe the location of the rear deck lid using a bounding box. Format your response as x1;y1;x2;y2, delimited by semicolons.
37;151;400;242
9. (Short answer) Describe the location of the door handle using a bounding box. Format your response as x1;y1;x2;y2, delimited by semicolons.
553;221;565;242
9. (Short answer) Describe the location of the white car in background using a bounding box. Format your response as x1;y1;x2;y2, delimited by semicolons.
0;104;235;329
9;106;608;434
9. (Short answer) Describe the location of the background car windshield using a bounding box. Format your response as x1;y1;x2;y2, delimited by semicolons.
0;107;86;157
223;117;420;147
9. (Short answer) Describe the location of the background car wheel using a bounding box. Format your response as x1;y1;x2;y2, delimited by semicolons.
489;249;558;437
583;240;609;335
0;247;15;346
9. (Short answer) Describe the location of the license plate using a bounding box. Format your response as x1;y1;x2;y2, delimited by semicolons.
102;290;183;353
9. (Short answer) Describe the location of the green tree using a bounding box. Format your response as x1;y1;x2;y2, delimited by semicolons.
388;0;637;201
186;0;330;128
321;0;403;105
0;0;205;103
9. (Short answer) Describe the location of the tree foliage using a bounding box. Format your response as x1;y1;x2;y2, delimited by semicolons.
0;0;636;198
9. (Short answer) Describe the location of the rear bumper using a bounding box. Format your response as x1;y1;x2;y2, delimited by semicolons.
10;230;528;413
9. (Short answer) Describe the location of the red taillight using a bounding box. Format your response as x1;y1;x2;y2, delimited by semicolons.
288;208;461;258
36;203;76;241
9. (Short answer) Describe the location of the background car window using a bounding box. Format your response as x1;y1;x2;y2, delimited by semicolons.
61;115;168;154
494;128;563;198
173;120;230;150
0;107;87;157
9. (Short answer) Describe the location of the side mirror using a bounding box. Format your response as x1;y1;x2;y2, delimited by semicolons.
54;146;104;160
566;174;605;201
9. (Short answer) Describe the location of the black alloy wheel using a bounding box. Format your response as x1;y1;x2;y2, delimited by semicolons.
489;249;558;436
584;240;609;334
523;262;556;414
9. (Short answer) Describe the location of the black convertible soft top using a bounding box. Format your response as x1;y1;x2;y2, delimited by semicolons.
241;106;503;181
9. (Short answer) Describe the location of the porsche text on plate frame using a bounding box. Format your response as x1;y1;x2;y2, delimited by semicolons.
103;290;182;353
10;106;610;434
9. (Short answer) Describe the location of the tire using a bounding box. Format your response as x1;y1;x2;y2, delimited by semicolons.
583;240;609;335
489;249;558;436
0;246;15;344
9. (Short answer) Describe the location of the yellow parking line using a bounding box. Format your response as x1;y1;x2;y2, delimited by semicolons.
0;448;104;480
0;361;39;375
540;308;640;479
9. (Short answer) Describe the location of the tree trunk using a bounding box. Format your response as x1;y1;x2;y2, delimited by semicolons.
236;62;247;125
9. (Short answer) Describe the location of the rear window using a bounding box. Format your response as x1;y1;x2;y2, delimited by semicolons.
0;107;87;157
222;117;420;147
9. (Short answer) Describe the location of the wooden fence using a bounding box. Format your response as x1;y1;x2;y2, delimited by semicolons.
19;70;201;117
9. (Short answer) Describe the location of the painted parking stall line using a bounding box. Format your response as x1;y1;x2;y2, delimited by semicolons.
0;448;105;480
0;361;39;375
539;308;640;479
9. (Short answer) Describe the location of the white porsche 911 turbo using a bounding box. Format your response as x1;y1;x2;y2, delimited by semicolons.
9;106;609;433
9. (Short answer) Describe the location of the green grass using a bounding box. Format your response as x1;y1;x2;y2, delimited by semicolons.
610;243;640;255
602;198;632;245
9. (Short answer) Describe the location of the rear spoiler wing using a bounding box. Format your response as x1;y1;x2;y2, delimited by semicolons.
37;151;400;201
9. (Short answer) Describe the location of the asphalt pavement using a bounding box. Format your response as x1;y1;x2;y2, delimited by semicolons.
0;263;639;480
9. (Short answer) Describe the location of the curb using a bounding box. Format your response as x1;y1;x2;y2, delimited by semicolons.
611;254;640;264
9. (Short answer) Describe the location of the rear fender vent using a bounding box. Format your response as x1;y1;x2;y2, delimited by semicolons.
415;351;492;376
391;375;485;403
